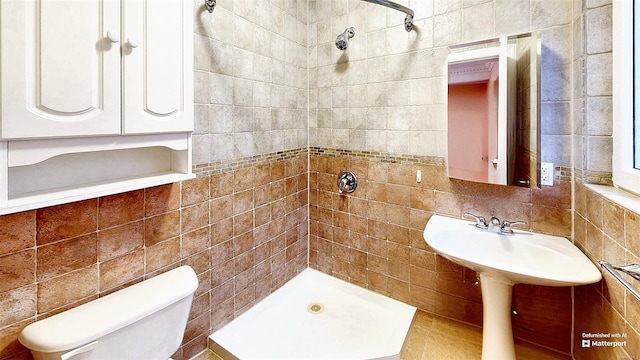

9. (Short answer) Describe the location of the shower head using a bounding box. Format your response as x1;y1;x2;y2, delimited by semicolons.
335;27;355;51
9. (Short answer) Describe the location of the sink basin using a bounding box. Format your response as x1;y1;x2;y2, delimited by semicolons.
423;214;601;360
423;214;602;286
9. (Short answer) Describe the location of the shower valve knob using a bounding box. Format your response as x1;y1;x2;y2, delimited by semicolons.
337;170;358;194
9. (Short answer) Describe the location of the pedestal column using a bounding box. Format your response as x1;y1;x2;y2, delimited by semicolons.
479;273;516;360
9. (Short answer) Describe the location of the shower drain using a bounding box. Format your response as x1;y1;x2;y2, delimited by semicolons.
307;302;324;314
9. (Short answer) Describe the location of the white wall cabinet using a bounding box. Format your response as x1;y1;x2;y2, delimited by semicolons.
1;0;121;139
1;0;193;139
122;0;193;134
0;0;194;214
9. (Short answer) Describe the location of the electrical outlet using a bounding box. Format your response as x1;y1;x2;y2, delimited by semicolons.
541;162;554;186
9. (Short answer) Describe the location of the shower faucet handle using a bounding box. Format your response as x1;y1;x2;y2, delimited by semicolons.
464;212;488;229
337;170;358;194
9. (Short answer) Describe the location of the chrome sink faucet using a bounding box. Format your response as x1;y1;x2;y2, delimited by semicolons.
499;220;527;234
487;216;502;232
464;212;488;229
464;213;527;235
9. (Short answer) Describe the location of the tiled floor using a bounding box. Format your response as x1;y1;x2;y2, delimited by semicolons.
191;310;572;360
401;311;571;360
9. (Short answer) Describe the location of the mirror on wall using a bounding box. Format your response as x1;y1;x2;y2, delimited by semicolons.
447;33;541;188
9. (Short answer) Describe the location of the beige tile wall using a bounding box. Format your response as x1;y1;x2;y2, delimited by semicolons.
308;0;573;167
192;0;308;165
574;183;640;359
0;153;309;360
309;149;574;354
569;0;640;358
574;0;613;183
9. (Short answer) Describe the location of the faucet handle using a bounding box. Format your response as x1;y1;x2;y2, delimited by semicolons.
500;220;527;235
464;212;488;229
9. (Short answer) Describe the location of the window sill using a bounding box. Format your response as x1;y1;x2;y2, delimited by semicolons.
585;184;640;215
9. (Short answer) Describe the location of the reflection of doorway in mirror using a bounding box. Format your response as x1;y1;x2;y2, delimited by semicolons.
448;82;490;183
448;59;499;184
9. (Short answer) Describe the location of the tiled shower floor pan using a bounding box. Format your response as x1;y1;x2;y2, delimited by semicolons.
209;268;416;360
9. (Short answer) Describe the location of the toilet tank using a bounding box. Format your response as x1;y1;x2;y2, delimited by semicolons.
19;265;198;360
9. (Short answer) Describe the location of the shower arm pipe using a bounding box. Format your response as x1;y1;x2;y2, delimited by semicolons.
205;0;216;13
360;0;414;32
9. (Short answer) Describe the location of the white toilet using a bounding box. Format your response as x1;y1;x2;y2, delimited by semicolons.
19;265;198;360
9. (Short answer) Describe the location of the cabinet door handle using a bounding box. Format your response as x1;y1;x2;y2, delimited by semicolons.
106;30;120;43
127;37;139;48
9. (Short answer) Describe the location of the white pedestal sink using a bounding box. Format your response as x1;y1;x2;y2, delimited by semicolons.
423;215;602;360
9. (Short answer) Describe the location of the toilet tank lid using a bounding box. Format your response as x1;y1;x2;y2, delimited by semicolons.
19;265;198;353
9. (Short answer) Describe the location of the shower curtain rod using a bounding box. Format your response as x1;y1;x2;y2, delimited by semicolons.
361;0;414;17
205;0;414;32
361;0;414;32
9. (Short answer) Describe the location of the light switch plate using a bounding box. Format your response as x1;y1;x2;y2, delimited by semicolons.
541;162;554;186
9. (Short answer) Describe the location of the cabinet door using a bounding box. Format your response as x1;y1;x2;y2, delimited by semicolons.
0;0;121;139
122;0;194;134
